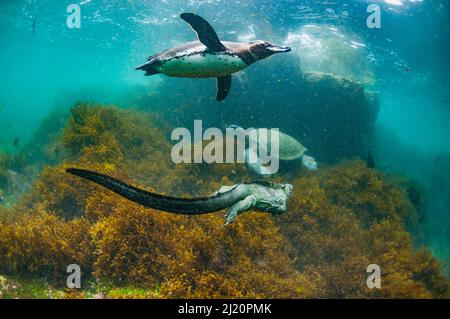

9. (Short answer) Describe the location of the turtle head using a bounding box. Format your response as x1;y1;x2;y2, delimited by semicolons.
248;40;291;61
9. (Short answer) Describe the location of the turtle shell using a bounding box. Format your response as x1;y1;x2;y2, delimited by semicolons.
250;129;307;161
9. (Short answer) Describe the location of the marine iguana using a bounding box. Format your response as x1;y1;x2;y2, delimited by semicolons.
66;168;293;226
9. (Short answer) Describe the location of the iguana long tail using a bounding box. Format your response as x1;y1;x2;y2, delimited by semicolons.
66;168;245;215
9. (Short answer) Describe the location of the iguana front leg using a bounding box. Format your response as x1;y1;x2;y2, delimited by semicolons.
223;195;257;227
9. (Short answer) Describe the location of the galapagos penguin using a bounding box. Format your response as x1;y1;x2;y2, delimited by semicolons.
136;13;291;101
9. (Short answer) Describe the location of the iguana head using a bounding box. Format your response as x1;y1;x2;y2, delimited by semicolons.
281;184;293;197
266;183;293;215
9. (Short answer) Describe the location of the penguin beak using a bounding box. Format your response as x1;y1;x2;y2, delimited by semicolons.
267;45;291;53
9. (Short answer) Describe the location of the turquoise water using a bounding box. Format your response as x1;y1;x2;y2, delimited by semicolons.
0;1;449;274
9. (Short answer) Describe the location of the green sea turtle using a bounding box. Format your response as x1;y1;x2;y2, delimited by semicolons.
66;168;292;226
230;125;318;175
136;13;291;101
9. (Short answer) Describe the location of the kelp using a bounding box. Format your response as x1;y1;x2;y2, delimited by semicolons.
0;103;448;299
275;161;448;298
90;206;307;298
0;209;92;280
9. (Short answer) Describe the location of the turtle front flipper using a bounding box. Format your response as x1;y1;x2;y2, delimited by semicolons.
245;147;276;176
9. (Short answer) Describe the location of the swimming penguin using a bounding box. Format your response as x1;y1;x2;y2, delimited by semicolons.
136;13;291;101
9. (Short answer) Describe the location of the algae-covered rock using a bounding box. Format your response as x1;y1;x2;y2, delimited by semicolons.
0;104;448;299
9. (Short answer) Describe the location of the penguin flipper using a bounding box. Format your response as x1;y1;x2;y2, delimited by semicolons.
216;76;232;102
180;13;226;52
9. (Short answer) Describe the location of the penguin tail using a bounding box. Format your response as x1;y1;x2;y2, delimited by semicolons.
136;57;161;76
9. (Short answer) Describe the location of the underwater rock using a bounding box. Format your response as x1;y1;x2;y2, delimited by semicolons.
286;73;379;163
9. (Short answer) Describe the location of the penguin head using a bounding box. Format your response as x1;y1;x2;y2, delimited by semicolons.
248;40;291;60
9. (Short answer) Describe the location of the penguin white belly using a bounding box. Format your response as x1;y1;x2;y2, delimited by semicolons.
157;53;247;78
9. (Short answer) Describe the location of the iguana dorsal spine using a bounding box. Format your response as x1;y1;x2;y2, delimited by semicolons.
66;168;247;215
